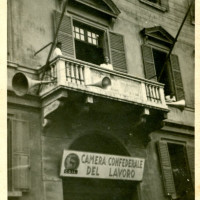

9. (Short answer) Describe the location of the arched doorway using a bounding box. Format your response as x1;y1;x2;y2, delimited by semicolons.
62;133;139;200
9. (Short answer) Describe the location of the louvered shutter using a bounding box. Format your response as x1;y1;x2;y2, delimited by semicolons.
157;141;176;196
7;118;13;191
54;11;75;57
109;32;127;73
141;45;157;81
12;119;30;191
186;145;194;186
161;0;169;10
170;54;185;100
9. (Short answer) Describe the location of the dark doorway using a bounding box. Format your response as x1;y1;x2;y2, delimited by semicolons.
62;133;138;200
152;49;173;96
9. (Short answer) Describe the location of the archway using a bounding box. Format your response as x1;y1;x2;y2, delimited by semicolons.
62;132;139;200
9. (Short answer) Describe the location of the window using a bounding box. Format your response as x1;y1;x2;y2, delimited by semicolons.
152;49;171;96
157;141;194;199
54;11;128;73
7;117;30;197
72;21;104;65
139;0;169;12
141;27;185;101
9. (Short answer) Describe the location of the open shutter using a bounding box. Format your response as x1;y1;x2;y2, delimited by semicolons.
186;145;194;186
12;119;30;191
157;141;176;196
109;32;127;73
54;11;75;57
141;45;157;81
170;54;185;100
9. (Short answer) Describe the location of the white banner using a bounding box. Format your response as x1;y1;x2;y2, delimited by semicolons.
60;150;145;181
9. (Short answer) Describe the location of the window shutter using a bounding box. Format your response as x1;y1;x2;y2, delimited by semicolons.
161;0;169;10
141;45;157;81
170;54;185;100
11;119;30;191
157;141;176;196
54;11;75;57
186;145;194;186
109;32;127;73
7;118;13;191
13;155;30;191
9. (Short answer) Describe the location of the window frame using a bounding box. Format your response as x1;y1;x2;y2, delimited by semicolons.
8;115;24;197
157;139;194;199
71;15;111;65
142;43;175;96
54;10;128;73
7;116;31;197
141;30;185;101
73;24;100;46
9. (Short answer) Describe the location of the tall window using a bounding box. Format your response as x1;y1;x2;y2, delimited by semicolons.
157;141;194;199
141;27;185;101
7;117;30;197
168;144;194;199
73;21;104;65
152;48;173;97
54;11;128;73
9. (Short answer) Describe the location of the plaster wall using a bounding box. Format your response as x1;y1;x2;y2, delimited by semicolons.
7;0;194;110
41;114;146;200
40;110;194;200
112;0;194;107
142;130;194;200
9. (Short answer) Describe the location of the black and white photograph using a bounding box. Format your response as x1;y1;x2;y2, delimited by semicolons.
2;0;196;199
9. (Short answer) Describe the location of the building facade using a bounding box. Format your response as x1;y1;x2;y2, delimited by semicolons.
7;0;194;200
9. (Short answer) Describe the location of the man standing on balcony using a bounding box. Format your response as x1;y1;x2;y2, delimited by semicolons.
52;41;63;60
100;56;113;70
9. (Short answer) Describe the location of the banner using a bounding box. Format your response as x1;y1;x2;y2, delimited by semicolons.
60;150;145;181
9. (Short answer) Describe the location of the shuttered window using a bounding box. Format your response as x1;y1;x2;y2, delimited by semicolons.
157;141;176;196
157;141;194;199
109;32;127;73
170;55;185;100
141;45;157;81
141;45;184;100
186;145;194;185
54;12;127;72
7;118;30;192
54;11;75;57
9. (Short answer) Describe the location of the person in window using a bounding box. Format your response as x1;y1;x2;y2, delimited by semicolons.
52;41;62;59
100;56;113;70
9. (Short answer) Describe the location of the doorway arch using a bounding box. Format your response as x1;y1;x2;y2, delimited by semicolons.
62;132;138;200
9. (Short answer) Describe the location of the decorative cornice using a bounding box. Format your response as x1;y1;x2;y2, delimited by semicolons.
73;0;121;18
141;26;174;44
161;120;194;136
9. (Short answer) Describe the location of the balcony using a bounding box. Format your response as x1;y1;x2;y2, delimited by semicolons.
40;56;168;112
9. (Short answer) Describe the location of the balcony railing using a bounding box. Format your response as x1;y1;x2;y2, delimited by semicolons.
40;56;168;111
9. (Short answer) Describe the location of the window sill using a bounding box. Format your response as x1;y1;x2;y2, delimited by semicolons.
8;191;22;197
166;99;186;110
139;0;167;12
